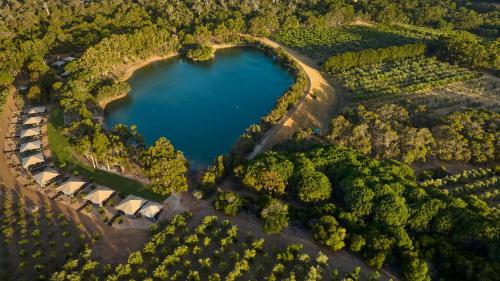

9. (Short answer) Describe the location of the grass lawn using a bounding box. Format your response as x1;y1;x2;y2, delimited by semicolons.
48;107;165;202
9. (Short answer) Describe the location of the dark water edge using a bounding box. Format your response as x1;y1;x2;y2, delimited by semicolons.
105;47;294;169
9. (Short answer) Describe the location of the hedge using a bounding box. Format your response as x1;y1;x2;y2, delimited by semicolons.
323;43;427;73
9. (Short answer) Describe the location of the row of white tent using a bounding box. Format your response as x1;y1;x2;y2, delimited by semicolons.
17;106;163;220
72;184;163;220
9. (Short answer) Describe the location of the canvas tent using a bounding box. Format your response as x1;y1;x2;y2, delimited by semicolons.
26;106;46;115
20;127;40;139
23;116;43;126
56;179;87;196
20;140;42;153
84;186;115;206
21;153;44;169
33;167;60;187
139;201;163;220
115;195;148;216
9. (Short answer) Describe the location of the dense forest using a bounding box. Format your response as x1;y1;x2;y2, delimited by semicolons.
0;0;499;281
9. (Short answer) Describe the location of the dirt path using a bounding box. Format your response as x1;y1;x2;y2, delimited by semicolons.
249;37;347;157
0;89;148;264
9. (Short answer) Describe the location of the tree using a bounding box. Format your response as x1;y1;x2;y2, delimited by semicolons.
27;85;43;102
186;45;214;61
260;198;288;233
0;70;14;86
400;252;431;281
140;137;188;196
373;195;410;226
296;169;332;203
214;192;244;216
242;152;294;196
313;215;346;251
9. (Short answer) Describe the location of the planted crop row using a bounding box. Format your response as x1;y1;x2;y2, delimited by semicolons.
339;57;480;100
52;213;370;281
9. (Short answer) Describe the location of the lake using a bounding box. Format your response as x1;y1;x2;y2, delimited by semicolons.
105;47;294;168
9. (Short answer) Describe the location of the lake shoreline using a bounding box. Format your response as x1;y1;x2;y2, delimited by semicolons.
100;44;239;110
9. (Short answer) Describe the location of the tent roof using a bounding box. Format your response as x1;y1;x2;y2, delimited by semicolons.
115;195;148;216
139;201;163;218
21;153;44;168
20;140;41;153
56;179;86;196
33;167;59;186
84;186;115;205
20;127;40;138
26;106;46;115
23;116;42;125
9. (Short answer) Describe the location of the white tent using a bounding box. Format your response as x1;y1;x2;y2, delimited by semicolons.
20;127;40;139
23;116;43;125
20;140;42;153
56;179;87;196
84;186;115;206
115;195;148;216
33;167;59;187
21;153;44;169
26;106;46;115
139;201;163;220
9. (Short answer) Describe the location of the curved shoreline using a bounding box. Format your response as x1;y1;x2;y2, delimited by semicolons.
100;44;239;110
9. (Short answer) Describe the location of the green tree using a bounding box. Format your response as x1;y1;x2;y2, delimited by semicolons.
140;137;188;196
313;215;346;251
296;169;332;203
260;198;288;233
214;192;244;216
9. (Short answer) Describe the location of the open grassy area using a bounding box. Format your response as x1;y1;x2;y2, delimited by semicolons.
47;107;164;202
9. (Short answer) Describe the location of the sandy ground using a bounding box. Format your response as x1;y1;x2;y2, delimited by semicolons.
180;192;398;280
0;89;149;264
248;37;348;157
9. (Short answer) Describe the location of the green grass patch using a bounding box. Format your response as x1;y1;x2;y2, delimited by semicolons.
48;107;164;202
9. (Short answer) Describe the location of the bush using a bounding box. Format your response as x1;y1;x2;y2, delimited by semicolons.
323;43;427;73
313;215;346;251
260;198;289;233
214;192;244;216
186;45;214;61
296;169;332;203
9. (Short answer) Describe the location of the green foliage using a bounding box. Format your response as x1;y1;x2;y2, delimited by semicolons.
186;45;215;61
260;198;289;233
273;26;416;61
96;82;131;106
27;85;44;102
140;137;188;196
51;214;349;280
241;152;294;196
439;31;499;72
323;43;426;73
214;192;245;216
296;168;332;203
339;56;479;100
313;216;346;251
201;155;226;186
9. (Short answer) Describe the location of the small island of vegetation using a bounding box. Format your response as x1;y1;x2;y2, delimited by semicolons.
186;45;215;61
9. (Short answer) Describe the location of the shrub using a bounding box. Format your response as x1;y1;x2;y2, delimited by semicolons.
296;169;332;203
214;192;244;216
313;215;346;251
260;198;289;233
186;45;214;61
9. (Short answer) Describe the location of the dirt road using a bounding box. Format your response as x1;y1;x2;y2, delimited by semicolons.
248;37;347;158
0;89;148;264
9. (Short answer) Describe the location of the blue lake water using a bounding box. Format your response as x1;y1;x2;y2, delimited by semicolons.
105;47;294;168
